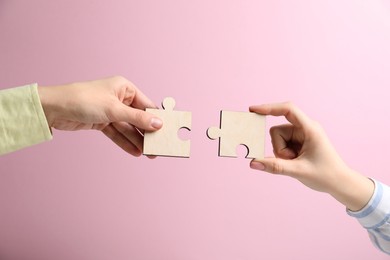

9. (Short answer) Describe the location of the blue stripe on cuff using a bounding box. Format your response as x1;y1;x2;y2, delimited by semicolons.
351;181;383;219
369;230;390;255
373;226;390;241
366;213;390;230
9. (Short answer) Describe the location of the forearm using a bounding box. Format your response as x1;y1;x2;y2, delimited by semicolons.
328;167;375;211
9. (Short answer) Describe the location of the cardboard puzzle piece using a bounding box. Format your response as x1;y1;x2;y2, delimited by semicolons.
143;97;192;157
207;111;265;159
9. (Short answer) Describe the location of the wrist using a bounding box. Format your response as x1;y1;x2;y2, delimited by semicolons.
37;85;62;127
328;168;375;211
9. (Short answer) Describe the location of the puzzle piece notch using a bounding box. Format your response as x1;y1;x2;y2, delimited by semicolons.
235;144;251;158
207;111;265;159
143;97;192;158
208;126;253;157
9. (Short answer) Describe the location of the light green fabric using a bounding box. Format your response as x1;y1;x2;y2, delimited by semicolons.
0;84;52;155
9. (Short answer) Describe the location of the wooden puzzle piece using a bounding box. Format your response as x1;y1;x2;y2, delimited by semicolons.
143;97;192;157
207;111;265;159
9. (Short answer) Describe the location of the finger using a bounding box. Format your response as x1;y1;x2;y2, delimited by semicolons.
111;122;144;152
108;103;163;131
250;157;299;177
269;124;299;159
249;102;311;128
125;81;158;110
108;76;158;110
101;124;142;157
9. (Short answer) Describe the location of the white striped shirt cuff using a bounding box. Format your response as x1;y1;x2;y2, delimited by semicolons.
347;179;390;254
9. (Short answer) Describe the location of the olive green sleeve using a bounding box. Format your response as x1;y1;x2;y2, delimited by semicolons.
0;84;52;155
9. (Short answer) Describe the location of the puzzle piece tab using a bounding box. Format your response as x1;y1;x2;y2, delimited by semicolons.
143;97;192;157
207;111;265;159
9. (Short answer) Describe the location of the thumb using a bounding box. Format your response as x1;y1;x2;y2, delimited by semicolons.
250;157;298;176
109;103;163;131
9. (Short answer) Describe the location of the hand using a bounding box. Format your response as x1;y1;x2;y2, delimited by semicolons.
38;76;163;157
249;102;374;211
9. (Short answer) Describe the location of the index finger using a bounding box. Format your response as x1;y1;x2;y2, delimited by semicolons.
133;86;159;110
124;80;158;110
249;102;311;128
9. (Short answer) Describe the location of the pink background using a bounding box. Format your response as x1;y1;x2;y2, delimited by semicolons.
1;0;390;259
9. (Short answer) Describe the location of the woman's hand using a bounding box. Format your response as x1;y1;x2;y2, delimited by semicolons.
38;76;162;157
249;102;374;211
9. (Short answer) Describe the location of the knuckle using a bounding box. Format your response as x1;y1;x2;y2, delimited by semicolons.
269;126;278;135
282;101;296;118
105;103;121;121
112;75;126;82
284;101;295;109
270;161;283;174
134;110;147;124
112;75;133;88
306;120;324;136
127;85;136;96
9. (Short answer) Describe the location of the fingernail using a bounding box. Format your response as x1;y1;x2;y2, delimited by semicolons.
151;118;163;129
250;161;265;170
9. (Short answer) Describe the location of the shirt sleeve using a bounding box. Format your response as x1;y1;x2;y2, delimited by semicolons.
347;179;390;255
0;83;52;155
